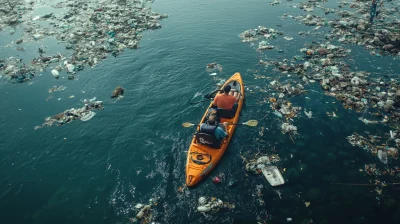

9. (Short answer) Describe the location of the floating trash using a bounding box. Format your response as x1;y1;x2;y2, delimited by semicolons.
304;109;312;119
284;36;293;41
206;63;223;72
377;150;388;164
281;123;297;134
111;86;124;98
0;0;168;83
196;196;234;213
48;85;66;93
35;100;103;129
80;111;96;122
261;166;285;186
51;69;59;79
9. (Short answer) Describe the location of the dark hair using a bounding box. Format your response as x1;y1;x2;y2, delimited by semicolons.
208;115;216;125
233;81;237;86
223;85;231;93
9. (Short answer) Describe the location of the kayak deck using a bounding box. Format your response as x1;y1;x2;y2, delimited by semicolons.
186;72;244;187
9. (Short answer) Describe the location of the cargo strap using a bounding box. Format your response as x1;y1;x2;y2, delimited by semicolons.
190;152;211;165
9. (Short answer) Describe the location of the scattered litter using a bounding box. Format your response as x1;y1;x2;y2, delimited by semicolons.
136;205;151;219
177;186;185;193
0;0;168;83
206;63;223;72
281;123;297;134
270;0;280;6
111;86;124;98
245;154;282;176
239;26;283;43
227;180;237;187
326;112;338;118
212;176;221;184
48;85;66;93
273;111;283;118
51;69;59;79
35;100;103;129
304;109;312;119
197;196;235;213
80;111;96;122
377;150;388;164
261;166;285;186
284;36;293;41
128;197;160;223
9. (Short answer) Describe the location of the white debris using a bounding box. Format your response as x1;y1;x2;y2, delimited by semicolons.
281;123;297;134
66;64;75;73
390;130;396;139
377;150;388;164
256;156;270;165
304;109;312;119
284;36;293;41
351;76;360;86
51;69;59;79
135;203;144;209
196;197;234;213
80;111;96;121
136;205;151;219
198;197;207;205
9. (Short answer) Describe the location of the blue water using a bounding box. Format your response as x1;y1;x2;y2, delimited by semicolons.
1;0;400;223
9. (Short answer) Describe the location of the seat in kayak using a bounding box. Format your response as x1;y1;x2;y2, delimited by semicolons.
217;108;234;118
195;132;222;149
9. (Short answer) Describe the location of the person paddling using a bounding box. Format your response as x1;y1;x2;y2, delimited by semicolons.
212;85;240;109
199;115;227;140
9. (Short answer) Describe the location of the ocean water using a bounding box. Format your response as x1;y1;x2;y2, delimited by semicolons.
1;0;400;223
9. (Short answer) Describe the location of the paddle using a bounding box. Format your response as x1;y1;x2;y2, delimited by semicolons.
189;99;211;105
182;120;258;128
204;89;223;99
226;120;258;127
189;90;223;105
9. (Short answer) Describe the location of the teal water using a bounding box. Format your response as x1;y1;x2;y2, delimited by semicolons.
1;0;400;223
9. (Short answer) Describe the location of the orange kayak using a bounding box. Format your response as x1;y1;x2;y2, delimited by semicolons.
185;72;244;187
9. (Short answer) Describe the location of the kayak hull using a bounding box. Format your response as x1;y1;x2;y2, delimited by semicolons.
185;72;244;187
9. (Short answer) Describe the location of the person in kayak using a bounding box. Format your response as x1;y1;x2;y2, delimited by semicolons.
200;115;227;140
212;85;240;117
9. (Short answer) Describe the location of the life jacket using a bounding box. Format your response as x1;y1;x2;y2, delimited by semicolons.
200;123;217;136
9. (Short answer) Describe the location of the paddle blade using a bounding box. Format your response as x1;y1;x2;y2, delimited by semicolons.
243;120;258;127
204;90;222;99
182;122;195;128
